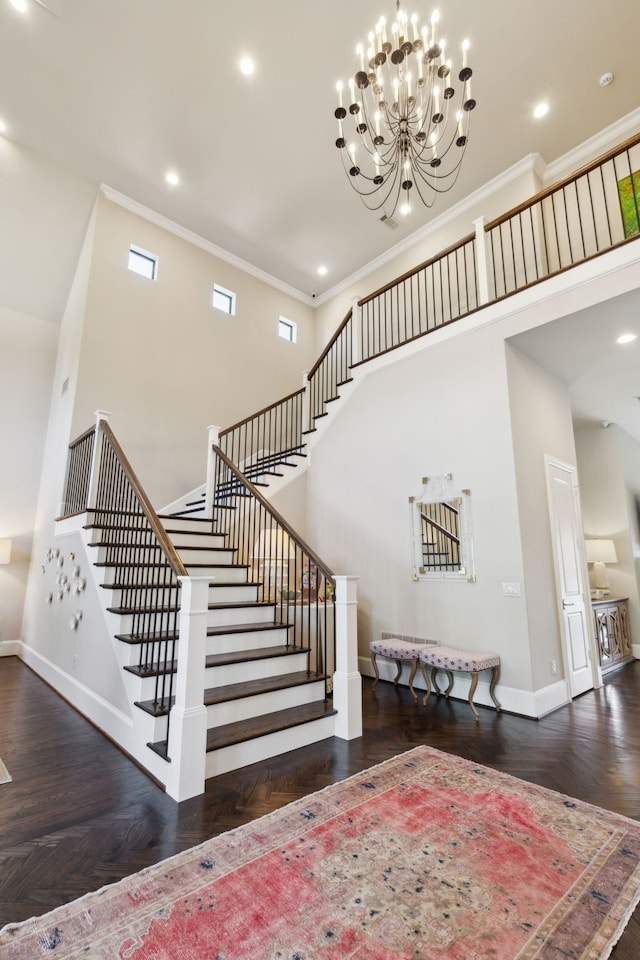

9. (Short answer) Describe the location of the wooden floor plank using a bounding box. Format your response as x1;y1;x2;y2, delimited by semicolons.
0;655;639;958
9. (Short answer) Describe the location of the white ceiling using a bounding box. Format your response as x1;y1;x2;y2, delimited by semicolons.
510;288;640;442
1;0;639;309
1;0;639;443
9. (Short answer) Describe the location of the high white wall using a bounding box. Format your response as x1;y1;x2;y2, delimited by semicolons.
575;424;640;647
70;194;317;507
505;343;581;690
303;320;536;702
0;307;58;646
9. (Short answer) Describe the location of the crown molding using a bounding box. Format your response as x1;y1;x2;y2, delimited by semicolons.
99;185;315;308
544;108;640;185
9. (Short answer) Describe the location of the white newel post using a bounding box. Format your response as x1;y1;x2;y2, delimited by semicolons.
473;216;491;306
165;576;211;802
86;409;111;511
204;424;221;518
350;296;362;366
333;575;362;740
301;370;310;435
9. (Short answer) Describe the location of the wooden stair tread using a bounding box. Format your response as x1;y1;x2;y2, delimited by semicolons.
205;701;336;752
204;671;325;705
206;645;309;667
206;620;290;636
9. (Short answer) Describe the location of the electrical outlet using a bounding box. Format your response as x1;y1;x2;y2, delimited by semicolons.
550;659;557;675
502;582;521;597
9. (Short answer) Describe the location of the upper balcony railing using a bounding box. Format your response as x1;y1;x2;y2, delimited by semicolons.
218;132;640;475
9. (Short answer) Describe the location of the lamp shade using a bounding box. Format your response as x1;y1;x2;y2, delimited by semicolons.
0;539;12;564
584;539;618;564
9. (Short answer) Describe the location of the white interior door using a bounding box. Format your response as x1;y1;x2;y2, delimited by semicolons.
546;458;594;698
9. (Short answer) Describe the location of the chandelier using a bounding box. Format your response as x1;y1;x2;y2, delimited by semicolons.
334;2;476;218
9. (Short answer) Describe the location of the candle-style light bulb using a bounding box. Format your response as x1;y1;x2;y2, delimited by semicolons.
431;9;440;45
462;38;470;69
411;13;419;41
336;81;343;107
356;43;365;71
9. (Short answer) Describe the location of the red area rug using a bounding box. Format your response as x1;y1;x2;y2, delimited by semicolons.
2;745;640;958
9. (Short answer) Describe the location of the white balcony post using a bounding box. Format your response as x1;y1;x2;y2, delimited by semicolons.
333;575;362;740
301;370;310;435
350;296;362;366
473;216;491;306
204;424;221;518
165;576;211;802
86;409;111;511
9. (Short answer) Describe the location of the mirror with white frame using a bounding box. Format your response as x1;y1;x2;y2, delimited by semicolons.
410;474;476;582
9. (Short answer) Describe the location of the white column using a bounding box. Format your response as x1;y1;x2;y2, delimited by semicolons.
204;424;221;518
350;296;362;366
165;576;211;802
86;409;111;510
333;575;362;740
301;370;310;435
473;216;491;305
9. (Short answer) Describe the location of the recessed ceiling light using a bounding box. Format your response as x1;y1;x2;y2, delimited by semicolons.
317;265;328;276
10;0;28;12
616;333;637;344
165;170;180;186
533;102;549;119
239;57;255;76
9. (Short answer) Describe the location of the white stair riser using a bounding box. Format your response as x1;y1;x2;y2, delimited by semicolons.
162;517;211;532
167;532;226;548
184;564;248;580
207;605;275;626
206;681;326;726
206;627;290;655
177;547;235;565
206;651;309;686
205;715;335;779
208;584;258;604
110;611;180;634
96;566;181;586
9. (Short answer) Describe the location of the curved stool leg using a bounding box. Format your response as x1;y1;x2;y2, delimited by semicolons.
468;672;480;722
371;653;380;692
393;659;402;686
420;661;432;705
489;666;502;711
407;660;419;701
431;665;442;695
444;670;454;698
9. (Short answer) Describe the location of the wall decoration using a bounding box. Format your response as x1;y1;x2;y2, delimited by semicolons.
618;170;640;239
43;547;86;623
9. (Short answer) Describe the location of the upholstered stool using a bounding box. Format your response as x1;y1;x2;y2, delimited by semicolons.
419;645;501;721
370;637;432;702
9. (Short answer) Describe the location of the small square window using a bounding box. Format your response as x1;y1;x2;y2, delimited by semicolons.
128;245;158;280
278;317;297;342
213;283;236;316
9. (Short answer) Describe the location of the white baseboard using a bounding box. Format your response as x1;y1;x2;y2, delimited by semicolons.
0;640;23;657
359;656;570;719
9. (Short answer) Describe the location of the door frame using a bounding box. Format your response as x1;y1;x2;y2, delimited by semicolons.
544;455;601;696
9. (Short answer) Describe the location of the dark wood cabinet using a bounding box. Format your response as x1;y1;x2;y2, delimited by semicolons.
591;598;633;672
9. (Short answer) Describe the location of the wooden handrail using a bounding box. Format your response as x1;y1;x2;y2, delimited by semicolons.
485;131;640;232
68;425;95;449
213;444;334;581
358;233;476;307
307;308;353;380
100;421;187;578
219;388;305;438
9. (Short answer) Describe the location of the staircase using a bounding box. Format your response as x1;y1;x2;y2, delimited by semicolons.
60;419;349;800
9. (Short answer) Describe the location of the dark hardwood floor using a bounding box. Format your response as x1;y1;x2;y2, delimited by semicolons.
1;654;639;956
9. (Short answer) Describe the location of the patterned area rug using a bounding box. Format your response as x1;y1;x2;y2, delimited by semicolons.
0;758;11;785
2;745;639;959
